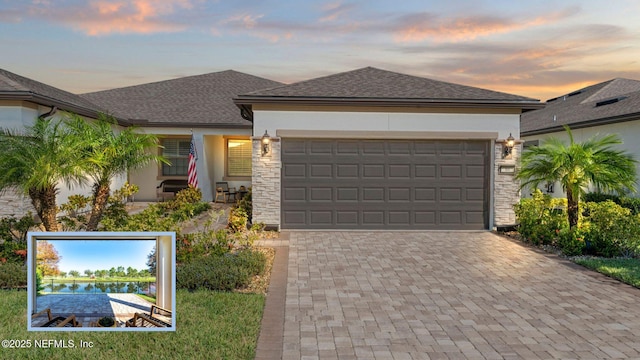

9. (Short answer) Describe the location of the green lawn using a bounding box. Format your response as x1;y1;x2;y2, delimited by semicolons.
0;289;265;360
573;257;640;288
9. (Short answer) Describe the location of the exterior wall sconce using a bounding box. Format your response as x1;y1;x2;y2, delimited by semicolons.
261;130;271;157
502;133;515;159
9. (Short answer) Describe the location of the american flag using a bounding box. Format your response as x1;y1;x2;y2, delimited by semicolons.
187;134;198;188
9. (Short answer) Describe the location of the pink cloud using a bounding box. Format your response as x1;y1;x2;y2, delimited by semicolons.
25;0;197;36
394;7;580;43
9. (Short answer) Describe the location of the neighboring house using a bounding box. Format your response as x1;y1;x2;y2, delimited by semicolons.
235;67;542;230
0;68;128;217
521;78;640;197
82;71;283;202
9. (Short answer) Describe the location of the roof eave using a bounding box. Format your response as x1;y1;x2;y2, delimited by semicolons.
127;119;252;129
521;112;640;137
0;91;132;126
234;96;544;111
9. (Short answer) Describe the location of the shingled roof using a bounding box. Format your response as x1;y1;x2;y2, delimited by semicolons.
521;78;640;136
83;70;283;128
235;67;542;110
0;68;109;120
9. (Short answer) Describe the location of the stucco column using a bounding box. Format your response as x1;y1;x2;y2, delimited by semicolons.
493;141;522;227
251;136;281;229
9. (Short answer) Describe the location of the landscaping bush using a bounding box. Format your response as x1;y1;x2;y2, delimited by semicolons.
0;214;36;243
228;206;249;232
583;201;640;257
176;249;266;291
556;228;586;256
514;189;568;245
0;262;27;289
584;192;640;215
177;229;233;264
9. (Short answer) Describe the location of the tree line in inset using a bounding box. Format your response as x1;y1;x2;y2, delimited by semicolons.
36;240;155;278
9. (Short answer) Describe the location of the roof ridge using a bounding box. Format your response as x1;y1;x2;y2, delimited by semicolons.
581;78;640;104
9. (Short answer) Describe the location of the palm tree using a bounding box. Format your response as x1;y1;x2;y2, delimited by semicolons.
517;126;637;228
0;118;85;231
64;114;167;230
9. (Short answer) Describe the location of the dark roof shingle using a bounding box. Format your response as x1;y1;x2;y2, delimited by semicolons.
521;78;640;135
0;68;107;118
237;67;540;107
82;70;283;128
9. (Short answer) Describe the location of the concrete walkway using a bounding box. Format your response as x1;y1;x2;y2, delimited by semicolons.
276;231;640;359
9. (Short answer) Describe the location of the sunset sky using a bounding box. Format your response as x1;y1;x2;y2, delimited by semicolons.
1;0;639;101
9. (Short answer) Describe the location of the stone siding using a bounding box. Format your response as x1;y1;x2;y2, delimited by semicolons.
251;137;281;228
493;142;521;227
0;188;33;218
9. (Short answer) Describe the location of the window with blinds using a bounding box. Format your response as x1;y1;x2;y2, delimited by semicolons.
227;139;252;177
161;138;190;176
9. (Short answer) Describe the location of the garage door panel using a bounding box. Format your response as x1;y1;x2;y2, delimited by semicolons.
310;211;332;225
416;165;437;178
283;163;306;177
415;188;436;201
337;164;359;178
389;164;411;178
363;164;385;178
282;140;306;155
283;211;306;225
283;187;306;201
466;165;485;178
336;211;358;224
389;188;411;201
337;141;359;154
337;187;358;201
310;187;332;201
362;141;385;154
363;187;385;201
310;141;332;154
310;164;332;178
282;139;488;229
363;211;384;224
389;211;410;225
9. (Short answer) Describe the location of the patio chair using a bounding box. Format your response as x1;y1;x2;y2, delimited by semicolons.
215;182;236;203
32;308;82;328
125;305;172;328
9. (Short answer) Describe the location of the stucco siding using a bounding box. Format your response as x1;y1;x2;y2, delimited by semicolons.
522;120;640;197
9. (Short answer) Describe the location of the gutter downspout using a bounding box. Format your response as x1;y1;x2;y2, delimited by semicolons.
38;106;57;119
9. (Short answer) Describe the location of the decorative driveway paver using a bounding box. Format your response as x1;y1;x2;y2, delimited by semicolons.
282;231;640;359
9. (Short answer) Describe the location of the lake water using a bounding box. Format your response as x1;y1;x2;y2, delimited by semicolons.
41;280;156;295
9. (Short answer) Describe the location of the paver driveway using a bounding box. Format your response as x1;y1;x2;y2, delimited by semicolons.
282;231;640;359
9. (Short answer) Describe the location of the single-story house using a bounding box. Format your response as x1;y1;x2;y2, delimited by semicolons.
520;78;640;197
1;66;542;230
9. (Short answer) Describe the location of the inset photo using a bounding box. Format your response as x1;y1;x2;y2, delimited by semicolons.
27;232;176;331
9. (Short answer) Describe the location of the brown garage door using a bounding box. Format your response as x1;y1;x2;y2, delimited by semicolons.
281;139;489;230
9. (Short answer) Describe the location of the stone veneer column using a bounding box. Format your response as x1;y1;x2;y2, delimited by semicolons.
251;137;281;229
0;188;33;218
493;142;522;227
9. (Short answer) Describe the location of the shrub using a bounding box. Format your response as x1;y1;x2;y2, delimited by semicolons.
583;201;640;257
584;192;640;215
175;186;202;204
514;190;568;245
556;228;586;256
236;187;252;223
228;207;249;233
176;249;266;291
177;229;233;264
0;262;27;289
0;214;36;243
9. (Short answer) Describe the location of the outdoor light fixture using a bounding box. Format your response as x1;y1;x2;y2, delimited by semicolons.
502;133;515;159
261;130;271;157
